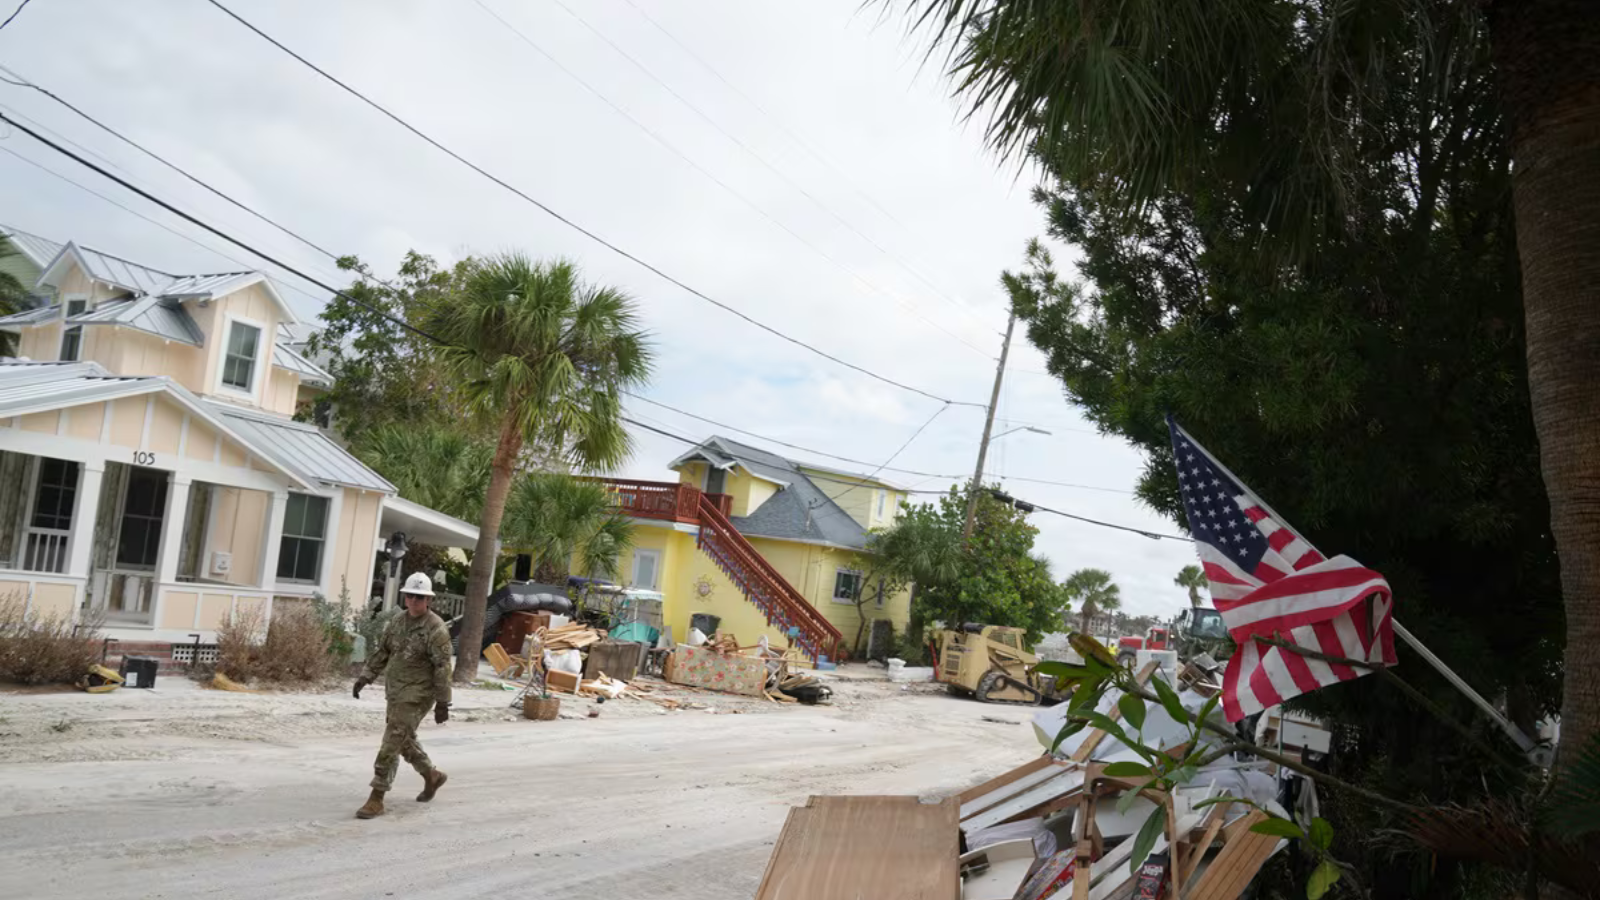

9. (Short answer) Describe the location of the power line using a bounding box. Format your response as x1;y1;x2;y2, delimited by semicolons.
203;0;983;409
0;0;32;33
0;142;335;309
0;110;450;349
472;0;995;362
616;0;981;325
817;402;949;506
622;413;1192;542
546;0;996;344
986;473;1136;495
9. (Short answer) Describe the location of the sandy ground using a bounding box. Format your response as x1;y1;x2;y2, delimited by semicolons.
0;666;1041;899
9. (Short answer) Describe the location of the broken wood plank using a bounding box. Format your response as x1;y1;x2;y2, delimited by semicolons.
755;796;960;900
959;758;1069;818
957;755;1056;805
963;767;1085;833
1177;803;1231;896
1189;811;1279;900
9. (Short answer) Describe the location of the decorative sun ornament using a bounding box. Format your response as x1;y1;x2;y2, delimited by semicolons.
694;575;715;598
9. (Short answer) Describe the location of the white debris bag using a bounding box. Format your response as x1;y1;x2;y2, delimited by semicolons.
888;665;935;683
687;627;708;647
544;648;583;675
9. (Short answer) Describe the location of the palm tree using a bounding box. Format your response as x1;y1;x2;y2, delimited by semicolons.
500;472;634;585
354;424;493;523
0;242;30;357
424;254;652;682
1174;565;1207;609
898;0;1600;772
1063;568;1121;637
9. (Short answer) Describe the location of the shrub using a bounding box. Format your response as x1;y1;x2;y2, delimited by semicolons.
0;593;102;685
258;604;335;684
215;605;264;683
310;581;354;663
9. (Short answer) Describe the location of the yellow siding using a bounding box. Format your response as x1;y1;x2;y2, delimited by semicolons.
106;329;206;392
802;468;874;529
677;462;706;488
107;396;147;448
201;285;281;406
0;579;30;604
20;410;58;434
160;591;200;629
205;487;268;586
29;582;77;622
148;399;184;454
218;441;246;468
67;401;106;441
746;478;779;515
235;593;268;624
185;419;219;462
198;593;234;630
18;321;61;360
328;489;381;602
264;368;301;416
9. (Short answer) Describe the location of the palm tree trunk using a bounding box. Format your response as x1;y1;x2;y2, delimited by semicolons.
453;413;525;683
1489;0;1600;770
1079;603;1094;635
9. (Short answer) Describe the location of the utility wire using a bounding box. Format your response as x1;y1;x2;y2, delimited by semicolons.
0;142;336;309
0;0;32;33
623;414;1191;542
545;0;995;344
616;0;980;326
472;0;994;361
0;110;450;348
817;402;949;506
203;0;982;409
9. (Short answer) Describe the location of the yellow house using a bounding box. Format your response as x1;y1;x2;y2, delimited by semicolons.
0;237;476;667
604;436;913;662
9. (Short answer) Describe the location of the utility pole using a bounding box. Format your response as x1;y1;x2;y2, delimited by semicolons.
963;313;1016;541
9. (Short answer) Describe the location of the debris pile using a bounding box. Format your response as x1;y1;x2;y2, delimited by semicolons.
756;661;1296;899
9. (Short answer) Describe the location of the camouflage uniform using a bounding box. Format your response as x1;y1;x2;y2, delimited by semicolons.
362;609;453;791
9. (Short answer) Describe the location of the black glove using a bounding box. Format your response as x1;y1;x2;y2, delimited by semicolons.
352;676;371;699
435;702;450;725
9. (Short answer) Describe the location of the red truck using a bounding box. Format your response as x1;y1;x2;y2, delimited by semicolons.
1116;626;1170;667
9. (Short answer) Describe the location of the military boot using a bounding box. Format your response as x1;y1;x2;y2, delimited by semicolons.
417;769;448;802
355;789;386;819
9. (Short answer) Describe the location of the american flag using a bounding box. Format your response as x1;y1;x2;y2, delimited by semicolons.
1168;418;1397;722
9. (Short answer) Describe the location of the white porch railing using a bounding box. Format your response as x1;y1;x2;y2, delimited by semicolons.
22;529;69;574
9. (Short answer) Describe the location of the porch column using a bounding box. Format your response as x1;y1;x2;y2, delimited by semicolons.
156;474;192;584
259;489;289;589
67;462;105;614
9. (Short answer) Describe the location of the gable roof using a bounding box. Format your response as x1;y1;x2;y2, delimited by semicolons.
37;242;299;324
670;435;873;549
0;360;390;494
69;296;206;345
0;225;65;269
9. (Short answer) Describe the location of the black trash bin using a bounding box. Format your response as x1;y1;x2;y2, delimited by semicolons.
119;655;159;689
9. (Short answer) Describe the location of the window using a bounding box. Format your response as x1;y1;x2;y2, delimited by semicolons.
832;568;863;604
876;490;887;519
30;458;79;530
277;493;329;584
221;321;261;391
631;549;661;591
59;298;86;361
115;468;169;570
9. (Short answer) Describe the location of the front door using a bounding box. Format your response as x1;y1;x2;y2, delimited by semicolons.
705;467;726;495
92;465;168;621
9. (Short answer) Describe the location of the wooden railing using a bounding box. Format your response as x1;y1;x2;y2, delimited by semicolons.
694;493;842;662
601;478;731;524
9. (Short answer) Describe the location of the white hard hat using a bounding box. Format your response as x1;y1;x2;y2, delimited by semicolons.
401;572;435;597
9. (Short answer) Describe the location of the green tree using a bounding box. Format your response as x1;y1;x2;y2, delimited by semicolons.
305;252;479;443
898;0;1600;779
888;484;1064;643
500;473;634;584
1174;565;1207;609
1063;568;1121;636
426;254;651;683
354;423;493;523
0;241;30;357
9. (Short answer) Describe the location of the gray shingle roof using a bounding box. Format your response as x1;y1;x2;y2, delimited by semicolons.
677;436;870;549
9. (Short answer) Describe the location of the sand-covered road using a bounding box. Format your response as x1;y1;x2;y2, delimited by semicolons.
0;672;1038;899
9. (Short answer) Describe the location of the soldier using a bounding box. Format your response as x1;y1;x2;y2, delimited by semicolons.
351;571;453;819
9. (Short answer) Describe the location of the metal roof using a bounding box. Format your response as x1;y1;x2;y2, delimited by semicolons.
271;342;333;386
0;226;65;268
160;271;262;299
69;296;205;345
60;246;179;295
0;305;58;331
203;401;394;493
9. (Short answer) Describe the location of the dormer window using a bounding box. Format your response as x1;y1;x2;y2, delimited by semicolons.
221;320;261;392
59;298;87;361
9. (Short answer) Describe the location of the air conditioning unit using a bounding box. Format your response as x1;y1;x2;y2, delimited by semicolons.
211;551;232;576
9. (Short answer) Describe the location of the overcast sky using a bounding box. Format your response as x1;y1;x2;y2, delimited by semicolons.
0;0;1202;618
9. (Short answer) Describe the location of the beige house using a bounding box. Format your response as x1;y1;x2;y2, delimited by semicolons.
0;238;476;659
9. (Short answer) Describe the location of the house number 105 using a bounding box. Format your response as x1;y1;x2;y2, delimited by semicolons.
132;451;156;466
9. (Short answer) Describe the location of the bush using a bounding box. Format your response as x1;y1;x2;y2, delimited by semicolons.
216;603;337;685
310;582;354;663
0;593;102;685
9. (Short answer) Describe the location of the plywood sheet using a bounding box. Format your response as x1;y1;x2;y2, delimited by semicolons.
755;796;959;900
